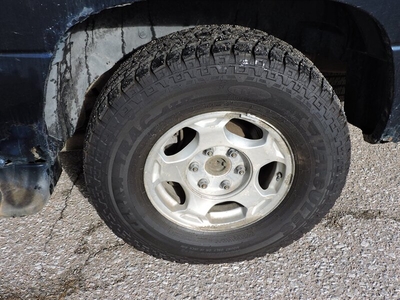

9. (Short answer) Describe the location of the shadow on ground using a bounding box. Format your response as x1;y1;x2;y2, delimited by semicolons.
59;150;89;199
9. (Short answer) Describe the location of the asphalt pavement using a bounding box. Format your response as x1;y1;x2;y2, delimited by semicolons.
1;125;399;299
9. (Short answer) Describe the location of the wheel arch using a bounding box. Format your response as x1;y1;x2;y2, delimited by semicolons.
44;0;395;148
44;1;189;146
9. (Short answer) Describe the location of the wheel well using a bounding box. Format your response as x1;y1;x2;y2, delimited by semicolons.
57;0;393;149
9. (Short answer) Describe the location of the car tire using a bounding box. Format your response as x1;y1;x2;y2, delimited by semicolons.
84;25;350;263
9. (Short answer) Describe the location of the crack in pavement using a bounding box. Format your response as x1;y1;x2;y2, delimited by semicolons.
61;242;126;297
39;171;83;284
74;221;105;255
42;219;124;297
44;172;83;252
23;213;124;298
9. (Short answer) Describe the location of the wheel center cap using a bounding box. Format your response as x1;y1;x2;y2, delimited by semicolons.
205;155;231;176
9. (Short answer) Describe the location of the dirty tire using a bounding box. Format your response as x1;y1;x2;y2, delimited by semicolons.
84;25;350;263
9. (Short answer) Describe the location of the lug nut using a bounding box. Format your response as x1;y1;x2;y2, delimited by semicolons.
235;165;246;176
276;172;283;181
198;179;209;189
189;162;199;172
204;148;214;157
227;148;238;158
220;180;231;190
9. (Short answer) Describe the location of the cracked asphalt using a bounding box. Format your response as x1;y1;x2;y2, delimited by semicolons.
1;125;399;299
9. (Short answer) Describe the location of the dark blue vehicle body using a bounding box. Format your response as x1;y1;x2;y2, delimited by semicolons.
0;0;399;216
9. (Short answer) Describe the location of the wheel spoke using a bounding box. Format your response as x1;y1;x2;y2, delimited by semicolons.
240;135;287;171
188;114;232;150
178;193;219;224
151;131;204;184
152;143;197;183
230;177;277;216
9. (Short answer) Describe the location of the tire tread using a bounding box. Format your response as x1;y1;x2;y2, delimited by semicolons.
84;25;350;263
